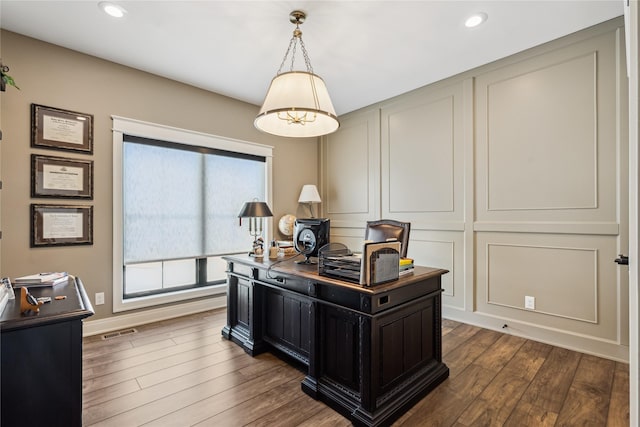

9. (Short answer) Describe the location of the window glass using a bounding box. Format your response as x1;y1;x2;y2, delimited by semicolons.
124;262;163;294
206;256;228;283
112;116;272;312
162;259;196;288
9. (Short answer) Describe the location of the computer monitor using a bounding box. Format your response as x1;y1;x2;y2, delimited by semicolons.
293;218;330;264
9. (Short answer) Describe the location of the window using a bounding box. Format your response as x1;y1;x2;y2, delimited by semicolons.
113;117;272;312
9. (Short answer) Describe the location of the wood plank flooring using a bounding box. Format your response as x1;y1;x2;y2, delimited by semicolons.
82;308;629;426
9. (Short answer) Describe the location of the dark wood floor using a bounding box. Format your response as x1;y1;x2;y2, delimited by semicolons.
82;308;629;426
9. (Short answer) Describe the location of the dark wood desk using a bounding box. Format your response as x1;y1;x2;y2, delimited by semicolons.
0;277;94;427
222;255;449;426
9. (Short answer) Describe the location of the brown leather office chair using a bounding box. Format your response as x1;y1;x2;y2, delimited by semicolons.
364;219;411;258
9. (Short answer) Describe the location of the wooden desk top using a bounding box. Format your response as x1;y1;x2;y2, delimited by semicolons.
224;254;448;295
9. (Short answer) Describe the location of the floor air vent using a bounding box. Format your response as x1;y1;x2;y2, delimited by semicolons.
101;328;137;340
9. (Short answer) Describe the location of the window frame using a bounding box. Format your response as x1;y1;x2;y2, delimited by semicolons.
112;116;273;312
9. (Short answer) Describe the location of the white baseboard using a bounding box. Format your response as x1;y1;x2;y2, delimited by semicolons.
82;295;227;338
83;297;628;362
443;306;630;363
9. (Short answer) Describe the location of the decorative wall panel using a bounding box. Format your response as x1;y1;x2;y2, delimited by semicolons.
475;232;618;341
475;30;619;225
381;81;464;225
486;243;597;322
386;96;454;212
410;238;455;298
486;53;597;211
326;122;369;214
321;109;380;226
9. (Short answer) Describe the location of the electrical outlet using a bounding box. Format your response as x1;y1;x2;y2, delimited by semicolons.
95;292;105;305
524;295;535;310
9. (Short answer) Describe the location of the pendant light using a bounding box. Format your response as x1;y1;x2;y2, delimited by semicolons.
255;10;339;138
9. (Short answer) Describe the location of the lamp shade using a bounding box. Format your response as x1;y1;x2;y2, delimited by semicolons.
255;71;339;138
298;184;321;203
238;201;274;218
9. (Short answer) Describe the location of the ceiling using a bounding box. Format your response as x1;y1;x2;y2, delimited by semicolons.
0;1;624;116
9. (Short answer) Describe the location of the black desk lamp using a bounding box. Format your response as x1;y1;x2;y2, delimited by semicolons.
238;200;273;256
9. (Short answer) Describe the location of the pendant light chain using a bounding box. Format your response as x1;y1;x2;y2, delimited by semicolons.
299;37;314;74
276;34;295;75
275;21;314;75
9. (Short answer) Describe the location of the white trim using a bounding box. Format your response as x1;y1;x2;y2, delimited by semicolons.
463;77;475;313
111;115;273;158
473;221;619;235
111;115;273;312
625;0;639;424
83;295;226;337
443;306;629;363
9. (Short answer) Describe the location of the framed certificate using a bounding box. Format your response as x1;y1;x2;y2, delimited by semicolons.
31;204;93;247
31;154;93;199
31;104;93;154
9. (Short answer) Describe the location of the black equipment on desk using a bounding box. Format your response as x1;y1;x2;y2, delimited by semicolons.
294;218;330;264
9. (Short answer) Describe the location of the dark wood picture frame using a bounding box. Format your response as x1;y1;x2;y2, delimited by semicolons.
31;154;94;199
31;104;94;154
30;204;93;247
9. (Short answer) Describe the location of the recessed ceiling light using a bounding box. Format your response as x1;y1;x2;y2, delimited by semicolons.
99;2;126;18
465;12;488;28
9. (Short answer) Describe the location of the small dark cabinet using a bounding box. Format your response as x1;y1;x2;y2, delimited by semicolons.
0;277;94;427
222;255;449;427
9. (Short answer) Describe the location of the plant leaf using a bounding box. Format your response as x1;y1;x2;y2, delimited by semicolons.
2;74;20;90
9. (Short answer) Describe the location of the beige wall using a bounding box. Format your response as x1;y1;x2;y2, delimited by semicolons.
322;18;629;361
0;30;319;320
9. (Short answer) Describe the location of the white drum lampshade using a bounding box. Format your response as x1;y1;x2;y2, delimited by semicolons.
255;71;339;138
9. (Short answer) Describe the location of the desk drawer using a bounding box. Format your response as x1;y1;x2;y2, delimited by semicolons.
256;269;309;295
229;262;255;279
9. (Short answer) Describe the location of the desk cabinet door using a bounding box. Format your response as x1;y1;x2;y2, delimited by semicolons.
377;296;436;394
320;305;361;392
226;274;252;332
264;288;311;364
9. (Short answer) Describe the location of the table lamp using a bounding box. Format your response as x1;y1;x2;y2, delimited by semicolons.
298;184;321;218
238;200;273;256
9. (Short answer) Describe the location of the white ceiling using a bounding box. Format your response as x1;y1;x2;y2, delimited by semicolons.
0;1;624;116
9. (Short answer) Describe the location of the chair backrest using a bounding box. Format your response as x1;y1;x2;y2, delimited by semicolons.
364;219;411;258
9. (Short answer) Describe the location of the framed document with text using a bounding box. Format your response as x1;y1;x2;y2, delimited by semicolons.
31;154;93;199
31;204;93;247
31;104;93;154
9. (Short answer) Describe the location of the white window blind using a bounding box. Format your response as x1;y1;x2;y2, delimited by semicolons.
123;137;265;264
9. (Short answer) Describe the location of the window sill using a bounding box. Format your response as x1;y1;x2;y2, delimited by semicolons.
113;283;227;313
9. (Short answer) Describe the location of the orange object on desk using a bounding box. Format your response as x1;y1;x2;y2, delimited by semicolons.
20;287;44;314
